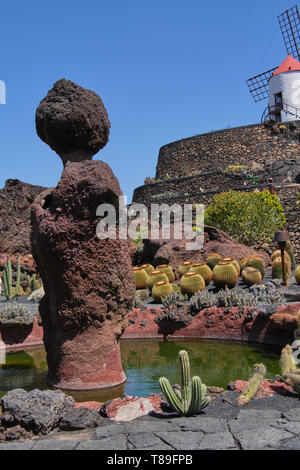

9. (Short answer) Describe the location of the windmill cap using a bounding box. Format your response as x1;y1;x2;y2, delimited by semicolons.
272;55;300;77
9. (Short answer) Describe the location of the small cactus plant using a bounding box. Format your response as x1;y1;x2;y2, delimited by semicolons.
156;264;175;282
133;267;148;289
152;280;173;302
206;253;222;270
178;261;193;277
3;255;21;300
146;270;169;290
159;350;211;416
244;256;265;278
272;256;291;280
221;258;240;276
242;267;262;287
189;263;212;285
235;363;266;406
180;272;205;296
212;261;238;289
139;264;154;276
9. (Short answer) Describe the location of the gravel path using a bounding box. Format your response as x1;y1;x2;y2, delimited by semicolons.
1;392;300;450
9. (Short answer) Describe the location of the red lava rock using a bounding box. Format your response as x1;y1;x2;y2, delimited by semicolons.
74;401;102;410
31;160;136;390
234;379;294;398
153;225;270;276
0;179;45;256
104;394;163;421
35;79;111;165
123;303;300;346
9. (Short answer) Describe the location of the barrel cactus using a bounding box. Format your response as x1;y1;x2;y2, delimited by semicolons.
295;266;300;285
242;267;262;287
156;264;175;282
286;241;296;270
272;250;291;265
221;257;240;276
272;256;291;280
159;350;211;416
240;257;249;273
206;253;222;270
244;256;265;278
189;263;212;285
178;261;193;277
180;272;205;296
212;261;238;289
133;267;148;289
140;263;154;276
146;270;169;290
152;280;173;302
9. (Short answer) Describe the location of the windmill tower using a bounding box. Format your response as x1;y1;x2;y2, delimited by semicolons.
247;5;300;123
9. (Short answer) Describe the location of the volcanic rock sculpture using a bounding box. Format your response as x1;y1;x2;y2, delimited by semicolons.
31;80;135;389
35;79;111;165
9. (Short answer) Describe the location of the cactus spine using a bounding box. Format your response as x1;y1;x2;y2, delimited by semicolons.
158;350;211;416
235;363;266;406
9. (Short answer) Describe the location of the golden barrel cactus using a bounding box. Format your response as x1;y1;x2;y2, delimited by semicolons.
146;270;169;290
212;261;238;289
178;261;194;277
180;272;205;296
242;267;262;287
133;267;148;289
189;263;212;285
152;280;173;302
206;253;222;270
156;264;175;282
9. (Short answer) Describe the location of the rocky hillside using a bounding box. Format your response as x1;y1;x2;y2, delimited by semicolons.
0;179;46;255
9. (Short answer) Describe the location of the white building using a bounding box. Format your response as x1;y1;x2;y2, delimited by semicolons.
269;55;300;122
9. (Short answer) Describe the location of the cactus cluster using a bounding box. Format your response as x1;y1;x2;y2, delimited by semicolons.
159;350;211;416
161;291;187;307
190;286;258;311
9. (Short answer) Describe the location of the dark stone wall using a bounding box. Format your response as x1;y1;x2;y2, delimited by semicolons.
132;121;300;262
155;121;300;180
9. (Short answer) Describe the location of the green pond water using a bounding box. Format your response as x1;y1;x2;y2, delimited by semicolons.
0;339;281;403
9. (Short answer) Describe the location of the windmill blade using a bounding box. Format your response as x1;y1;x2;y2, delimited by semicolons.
278;5;300;61
246;67;278;103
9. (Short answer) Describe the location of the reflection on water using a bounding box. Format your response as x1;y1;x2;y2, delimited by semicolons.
0;339;281;403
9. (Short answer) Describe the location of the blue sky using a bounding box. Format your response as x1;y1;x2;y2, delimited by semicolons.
0;0;295;201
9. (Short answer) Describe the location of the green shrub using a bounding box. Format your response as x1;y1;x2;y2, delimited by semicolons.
204;190;285;245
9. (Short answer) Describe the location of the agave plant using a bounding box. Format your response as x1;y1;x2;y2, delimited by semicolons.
159;350;211;416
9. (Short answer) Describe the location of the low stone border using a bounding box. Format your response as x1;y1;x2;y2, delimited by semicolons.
1;392;300;450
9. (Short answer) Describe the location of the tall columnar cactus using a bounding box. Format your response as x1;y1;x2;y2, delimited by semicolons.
3;255;21;299
159;350;211;416
235;363;266;406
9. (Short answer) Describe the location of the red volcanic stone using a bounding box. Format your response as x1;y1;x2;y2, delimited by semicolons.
35;79;111;165
104;394;163;421
30;160;136;390
154;225;270;276
74;401;102;410
234;379;294;398
123;303;300;346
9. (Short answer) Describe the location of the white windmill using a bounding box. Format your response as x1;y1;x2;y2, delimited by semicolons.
247;5;300;123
